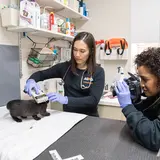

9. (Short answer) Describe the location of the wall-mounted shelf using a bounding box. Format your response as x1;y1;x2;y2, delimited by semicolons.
37;0;89;21
7;26;74;41
100;51;128;61
100;57;128;61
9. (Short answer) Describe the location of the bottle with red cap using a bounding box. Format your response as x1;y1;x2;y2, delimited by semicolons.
49;12;54;30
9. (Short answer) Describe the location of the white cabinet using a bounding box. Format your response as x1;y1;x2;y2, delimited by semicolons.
98;105;126;121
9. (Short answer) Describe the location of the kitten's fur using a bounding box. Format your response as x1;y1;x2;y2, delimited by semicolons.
6;99;50;122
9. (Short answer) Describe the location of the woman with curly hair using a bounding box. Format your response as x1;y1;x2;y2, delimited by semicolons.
115;47;160;151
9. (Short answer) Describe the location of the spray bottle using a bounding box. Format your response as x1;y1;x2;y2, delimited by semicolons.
40;6;53;30
119;67;124;82
110;66;124;92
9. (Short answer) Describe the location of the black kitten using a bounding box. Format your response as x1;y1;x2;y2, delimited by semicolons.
6;99;50;122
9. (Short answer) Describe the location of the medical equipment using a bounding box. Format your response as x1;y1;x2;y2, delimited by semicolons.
104;38;128;55
24;89;49;104
80;70;92;89
59;65;93;89
30;89;49;104
58;65;71;86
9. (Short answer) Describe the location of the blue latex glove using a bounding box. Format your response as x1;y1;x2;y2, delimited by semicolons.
24;79;40;96
115;80;132;108
47;93;68;105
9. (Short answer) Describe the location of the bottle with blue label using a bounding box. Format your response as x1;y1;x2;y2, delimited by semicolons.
66;18;71;35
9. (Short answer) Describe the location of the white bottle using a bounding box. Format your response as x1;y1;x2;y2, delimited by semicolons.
114;66;121;81
119;67;124;82
40;12;49;29
35;2;40;28
30;0;36;27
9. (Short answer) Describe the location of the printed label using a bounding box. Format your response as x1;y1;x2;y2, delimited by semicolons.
49;150;63;160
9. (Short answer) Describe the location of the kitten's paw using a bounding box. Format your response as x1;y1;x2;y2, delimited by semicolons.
21;116;27;119
12;116;22;122
46;112;50;116
41;112;50;116
32;115;41;120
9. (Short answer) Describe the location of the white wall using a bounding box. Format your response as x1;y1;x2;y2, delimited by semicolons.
80;0;131;87
130;0;160;73
131;0;160;43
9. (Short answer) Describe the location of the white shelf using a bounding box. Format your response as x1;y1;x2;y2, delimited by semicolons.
37;0;89;21
7;26;74;41
100;50;128;61
100;58;128;61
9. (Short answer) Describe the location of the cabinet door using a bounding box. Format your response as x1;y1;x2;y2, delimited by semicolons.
98;105;126;121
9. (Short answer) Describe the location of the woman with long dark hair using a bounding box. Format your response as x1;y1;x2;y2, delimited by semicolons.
24;32;105;117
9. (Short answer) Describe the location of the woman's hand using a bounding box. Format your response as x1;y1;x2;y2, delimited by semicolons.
47;93;68;105
24;79;40;96
115;80;132;108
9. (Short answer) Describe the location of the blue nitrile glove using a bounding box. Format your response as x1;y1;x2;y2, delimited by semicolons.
47;93;68;105
24;79;40;96
115;80;132;108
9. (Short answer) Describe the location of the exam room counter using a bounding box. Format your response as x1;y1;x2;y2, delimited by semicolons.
1;105;157;159
50;92;126;121
98;94;126;121
35;116;157;160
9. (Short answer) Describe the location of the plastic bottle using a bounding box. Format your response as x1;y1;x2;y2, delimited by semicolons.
79;0;83;15
35;2;40;28
110;66;123;93
64;0;68;6
66;18;71;35
119;67;124;82
40;6;53;30
30;0;36;27
83;2;86;16
40;12;49;29
86;9;89;17
113;66;124;82
49;12;54;30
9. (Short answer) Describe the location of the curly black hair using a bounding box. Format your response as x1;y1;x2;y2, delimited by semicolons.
134;47;160;79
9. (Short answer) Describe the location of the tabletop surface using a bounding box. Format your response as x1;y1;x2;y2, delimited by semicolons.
35;116;157;160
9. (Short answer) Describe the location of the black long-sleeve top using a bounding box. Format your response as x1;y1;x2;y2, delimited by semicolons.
29;61;105;116
122;93;160;151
